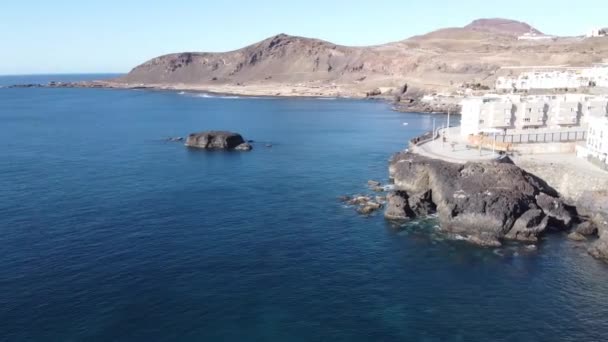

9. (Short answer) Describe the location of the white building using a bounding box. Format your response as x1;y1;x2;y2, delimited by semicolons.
515;99;547;129
517;32;554;41
581;65;608;87
587;28;607;38
460;96;514;136
549;99;581;127
582;98;608;124
460;94;608;137
496;65;608;91
578;116;608;164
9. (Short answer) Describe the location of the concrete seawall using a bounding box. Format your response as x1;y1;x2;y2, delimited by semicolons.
514;155;608;215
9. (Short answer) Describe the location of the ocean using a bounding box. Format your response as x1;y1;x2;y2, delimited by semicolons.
1;75;608;341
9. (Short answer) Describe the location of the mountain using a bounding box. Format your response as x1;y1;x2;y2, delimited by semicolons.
114;18;608;97
464;18;543;36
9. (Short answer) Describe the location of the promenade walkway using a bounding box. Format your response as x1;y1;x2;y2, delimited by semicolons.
412;126;499;164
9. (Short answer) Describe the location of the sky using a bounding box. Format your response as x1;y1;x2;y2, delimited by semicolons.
1;0;606;74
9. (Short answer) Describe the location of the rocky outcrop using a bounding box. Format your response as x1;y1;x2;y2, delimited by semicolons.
340;194;384;216
588;214;608;261
504;209;549;242
385;151;569;246
535;193;575;228
185;131;252;151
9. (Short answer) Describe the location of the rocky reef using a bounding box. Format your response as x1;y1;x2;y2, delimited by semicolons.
185;131;252;151
385;152;577;247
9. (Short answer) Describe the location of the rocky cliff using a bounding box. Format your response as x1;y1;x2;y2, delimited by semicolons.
385;152;576;246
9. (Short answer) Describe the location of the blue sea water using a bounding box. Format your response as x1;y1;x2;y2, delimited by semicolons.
1;77;608;341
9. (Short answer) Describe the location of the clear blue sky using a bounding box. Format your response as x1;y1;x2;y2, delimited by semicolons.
1;0;605;74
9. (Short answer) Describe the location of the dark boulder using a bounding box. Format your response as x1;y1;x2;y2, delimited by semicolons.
588;213;608;261
568;232;587;241
575;221;598;236
535;193;574;229
505;209;549;242
589;235;608;260
386;151;564;246
185;131;247;150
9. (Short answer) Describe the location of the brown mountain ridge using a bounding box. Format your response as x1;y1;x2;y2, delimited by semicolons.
115;18;608;97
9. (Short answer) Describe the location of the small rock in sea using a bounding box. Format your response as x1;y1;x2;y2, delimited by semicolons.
234;143;253;151
265;144;273;148
186;131;249;150
568;232;587;242
366;201;382;210
338;195;351;203
367;180;382;188
357;206;376;215
348;196;371;205
375;196;387;204
247;139;255;143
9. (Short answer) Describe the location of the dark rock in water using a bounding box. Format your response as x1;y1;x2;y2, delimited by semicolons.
357;202;382;215
368;180;382;187
235;143;253;151
568;232;587;241
575;221;598;236
386;151;566;246
588;213;608;260
535;193;574;229
367;180;384;192
505;209;548;242
185;131;246;150
589;234;608;260
338;195;351;203
348;195;372;206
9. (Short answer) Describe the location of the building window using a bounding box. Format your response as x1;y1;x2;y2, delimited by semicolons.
479;120;485;124
524;118;531;122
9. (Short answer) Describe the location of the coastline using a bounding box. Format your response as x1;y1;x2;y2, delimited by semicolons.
4;79;460;114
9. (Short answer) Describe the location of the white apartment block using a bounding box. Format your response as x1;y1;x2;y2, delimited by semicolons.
517;32;554;41
587;28;607;38
460;94;608;137
460;97;514;136
496;65;608;91
577;116;608;164
549;99;580;127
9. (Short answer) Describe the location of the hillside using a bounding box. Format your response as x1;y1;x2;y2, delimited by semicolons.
114;18;608;97
464;18;543;36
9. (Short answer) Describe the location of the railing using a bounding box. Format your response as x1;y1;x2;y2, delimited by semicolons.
493;130;587;144
409;130;439;148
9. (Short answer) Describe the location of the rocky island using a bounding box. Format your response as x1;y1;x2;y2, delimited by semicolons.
185;131;252;151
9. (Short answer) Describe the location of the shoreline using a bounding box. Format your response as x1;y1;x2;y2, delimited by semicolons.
3;79;460;114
